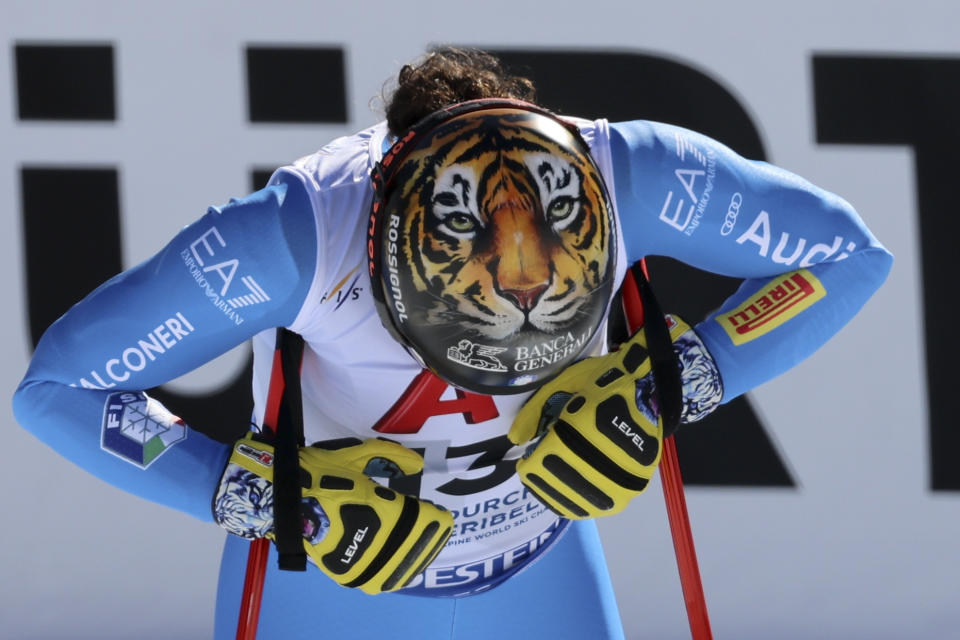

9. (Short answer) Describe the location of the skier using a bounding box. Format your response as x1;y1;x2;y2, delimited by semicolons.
13;47;892;639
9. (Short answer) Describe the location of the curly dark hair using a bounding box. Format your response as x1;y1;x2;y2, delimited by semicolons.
384;47;537;137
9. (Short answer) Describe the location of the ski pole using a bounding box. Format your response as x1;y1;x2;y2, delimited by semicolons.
236;329;304;640
622;260;713;640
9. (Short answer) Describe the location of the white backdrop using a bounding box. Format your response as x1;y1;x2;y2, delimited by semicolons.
3;1;957;638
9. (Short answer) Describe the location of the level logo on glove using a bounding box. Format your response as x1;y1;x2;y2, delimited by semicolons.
214;435;453;594
508;316;722;520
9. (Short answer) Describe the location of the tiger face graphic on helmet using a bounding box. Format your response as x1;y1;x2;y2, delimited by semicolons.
372;104;616;394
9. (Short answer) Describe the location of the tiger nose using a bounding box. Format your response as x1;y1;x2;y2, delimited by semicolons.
502;284;548;311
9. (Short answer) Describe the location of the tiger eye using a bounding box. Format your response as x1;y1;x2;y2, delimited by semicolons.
446;214;476;233
548;198;574;221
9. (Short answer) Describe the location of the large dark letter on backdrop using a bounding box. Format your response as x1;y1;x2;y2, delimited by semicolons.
814;55;959;491
16;44;251;443
16;43;346;443
491;49;793;487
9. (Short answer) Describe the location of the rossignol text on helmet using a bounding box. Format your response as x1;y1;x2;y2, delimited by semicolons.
368;99;616;394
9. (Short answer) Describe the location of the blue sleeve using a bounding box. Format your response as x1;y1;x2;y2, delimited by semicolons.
609;120;893;401
12;174;318;521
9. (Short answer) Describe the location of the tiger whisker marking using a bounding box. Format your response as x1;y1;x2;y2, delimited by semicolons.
545;278;576;302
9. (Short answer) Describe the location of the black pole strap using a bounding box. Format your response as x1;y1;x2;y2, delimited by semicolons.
629;262;684;437
272;328;307;571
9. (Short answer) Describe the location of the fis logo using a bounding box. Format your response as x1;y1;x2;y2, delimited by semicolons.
100;391;187;469
321;264;364;310
717;270;827;345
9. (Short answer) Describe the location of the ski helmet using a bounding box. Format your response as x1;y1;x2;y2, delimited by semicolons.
368;99;616;394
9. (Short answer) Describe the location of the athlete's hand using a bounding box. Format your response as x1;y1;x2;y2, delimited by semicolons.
213;435;453;594
508;316;722;520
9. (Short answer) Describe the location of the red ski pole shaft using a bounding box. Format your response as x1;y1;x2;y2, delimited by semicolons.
622;262;713;640
236;539;270;640
236;344;289;640
659;435;713;640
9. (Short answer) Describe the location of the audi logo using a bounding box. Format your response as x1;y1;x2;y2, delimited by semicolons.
720;192;743;236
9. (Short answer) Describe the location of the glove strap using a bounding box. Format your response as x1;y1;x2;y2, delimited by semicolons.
628;262;683;436
272;328;307;571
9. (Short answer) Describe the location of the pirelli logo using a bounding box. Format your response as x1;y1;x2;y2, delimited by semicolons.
718;270;826;345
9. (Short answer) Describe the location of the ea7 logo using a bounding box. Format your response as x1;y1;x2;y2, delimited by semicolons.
189;227;237;296
227;276;271;309
181;226;271;325
658;133;717;236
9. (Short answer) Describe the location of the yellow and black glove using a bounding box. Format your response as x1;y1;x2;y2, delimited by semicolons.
508;316;722;520
213;435;452;594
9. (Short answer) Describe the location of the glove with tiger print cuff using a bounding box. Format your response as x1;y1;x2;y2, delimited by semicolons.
213;435;453;594
507;316;722;520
